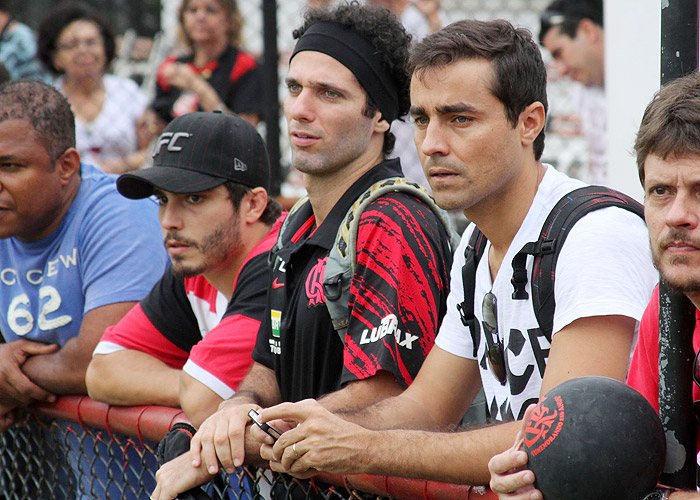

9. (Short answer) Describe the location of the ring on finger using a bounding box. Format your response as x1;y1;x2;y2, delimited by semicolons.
292;442;300;459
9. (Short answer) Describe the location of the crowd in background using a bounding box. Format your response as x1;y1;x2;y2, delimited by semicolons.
0;0;600;200
3;1;687;500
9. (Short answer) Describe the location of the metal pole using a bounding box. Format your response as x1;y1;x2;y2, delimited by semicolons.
658;0;698;488
262;0;282;197
658;282;697;487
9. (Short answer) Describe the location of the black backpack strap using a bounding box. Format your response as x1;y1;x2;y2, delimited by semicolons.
510;185;644;341
457;226;488;357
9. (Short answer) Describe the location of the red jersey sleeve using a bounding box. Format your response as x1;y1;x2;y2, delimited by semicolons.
95;304;190;369
156;55;178;93
184;314;259;399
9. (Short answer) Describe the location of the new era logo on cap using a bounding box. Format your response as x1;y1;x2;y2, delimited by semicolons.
116;112;271;200
234;158;247;172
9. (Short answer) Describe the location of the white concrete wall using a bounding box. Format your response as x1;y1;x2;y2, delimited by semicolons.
605;0;661;201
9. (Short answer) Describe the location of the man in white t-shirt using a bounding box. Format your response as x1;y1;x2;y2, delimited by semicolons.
249;19;656;486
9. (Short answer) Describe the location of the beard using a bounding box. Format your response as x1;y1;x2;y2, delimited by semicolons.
651;229;700;294
165;212;241;278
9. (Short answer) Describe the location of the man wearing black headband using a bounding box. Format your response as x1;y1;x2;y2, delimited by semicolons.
151;4;452;498
242;17;654;490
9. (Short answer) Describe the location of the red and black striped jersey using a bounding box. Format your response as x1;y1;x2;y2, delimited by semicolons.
252;160;452;402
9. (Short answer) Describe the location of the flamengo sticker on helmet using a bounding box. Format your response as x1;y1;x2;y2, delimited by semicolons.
271;310;281;338
359;313;418;350
524;395;566;456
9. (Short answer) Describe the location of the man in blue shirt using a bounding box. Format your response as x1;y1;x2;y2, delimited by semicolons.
0;79;167;427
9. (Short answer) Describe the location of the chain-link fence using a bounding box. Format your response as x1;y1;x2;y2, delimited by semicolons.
7;1;591;187
95;0;591;195
0;396;495;500
231;0;592;197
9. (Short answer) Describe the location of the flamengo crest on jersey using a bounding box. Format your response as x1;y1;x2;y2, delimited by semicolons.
271;176;458;343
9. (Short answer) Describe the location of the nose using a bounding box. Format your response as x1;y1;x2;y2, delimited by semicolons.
551;60;569;78
159;203;183;232
285;90;314;123
417;121;449;158
665;192;699;230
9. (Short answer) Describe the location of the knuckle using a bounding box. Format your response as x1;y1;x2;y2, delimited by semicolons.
213;433;229;446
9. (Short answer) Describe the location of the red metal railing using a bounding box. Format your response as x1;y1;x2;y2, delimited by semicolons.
14;396;496;500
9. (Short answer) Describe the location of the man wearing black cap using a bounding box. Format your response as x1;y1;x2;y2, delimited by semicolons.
86;111;283;427
152;4;452;499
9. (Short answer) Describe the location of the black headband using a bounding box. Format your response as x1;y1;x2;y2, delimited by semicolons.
290;21;400;123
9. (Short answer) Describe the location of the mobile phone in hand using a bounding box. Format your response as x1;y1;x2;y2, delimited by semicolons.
248;409;281;441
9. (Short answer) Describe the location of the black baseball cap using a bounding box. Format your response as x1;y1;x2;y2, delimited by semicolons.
117;111;270;199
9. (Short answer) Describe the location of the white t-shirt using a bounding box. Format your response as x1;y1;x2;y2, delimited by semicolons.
62;74;147;169
435;165;657;421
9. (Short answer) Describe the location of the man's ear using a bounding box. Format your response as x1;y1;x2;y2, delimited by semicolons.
240;187;268;224
518;101;546;149
373;110;391;134
577;18;603;43
55;148;81;185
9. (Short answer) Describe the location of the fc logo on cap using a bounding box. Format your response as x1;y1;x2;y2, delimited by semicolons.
152;132;193;157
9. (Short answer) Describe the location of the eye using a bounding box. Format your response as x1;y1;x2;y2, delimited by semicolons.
648;185;668;197
413;116;428;127
453;116;472;125
186;194;203;204
0;162;21;171
287;83;301;94
323;89;340;99
155;194;168;205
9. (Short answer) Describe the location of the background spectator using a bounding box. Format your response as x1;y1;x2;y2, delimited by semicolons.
539;0;606;184
0;0;47;81
147;0;263;131
37;2;148;174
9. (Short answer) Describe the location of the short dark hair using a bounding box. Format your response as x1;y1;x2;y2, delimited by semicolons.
293;1;412;156
224;182;282;226
0;79;76;162
634;72;700;185
410;19;548;160
539;0;603;44
37;2;116;75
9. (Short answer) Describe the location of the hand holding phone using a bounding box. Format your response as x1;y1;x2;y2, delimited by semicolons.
248;409;281;441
